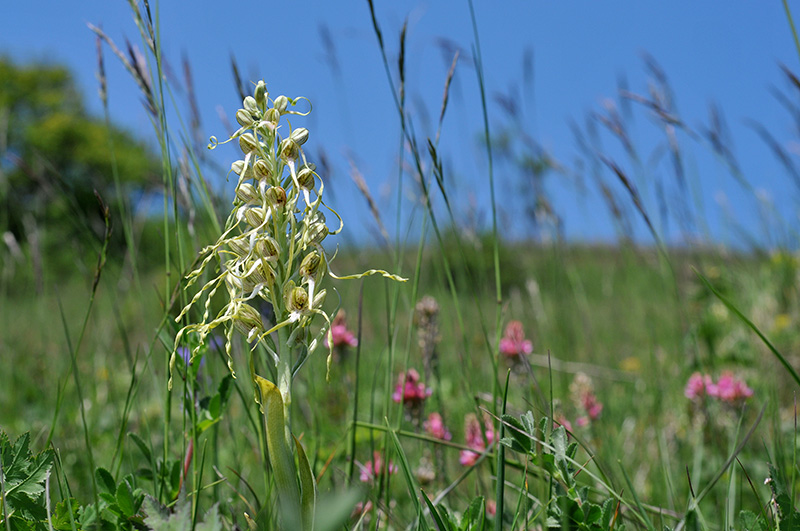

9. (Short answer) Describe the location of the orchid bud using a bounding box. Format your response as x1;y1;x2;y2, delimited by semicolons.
290;127;309;146
273;95;289;114
254;159;271;180
236;109;254;127
305;211;328;244
233;303;264;341
299;251;322;279
238;132;258;154
243;96;259;115
264;108;280;126
243;261;275;290
227;237;250;258
279;139;298;162
235;183;259;204
297;166;315;190
243;207;266;227
265;186;286;209
231;160;246;175
255;236;279;260
286;286;309;313
254;80;267;108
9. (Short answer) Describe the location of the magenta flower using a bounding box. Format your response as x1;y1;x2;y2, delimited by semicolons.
499;320;533;358
359;451;397;483
459;414;496;466
582;392;603;420
707;371;753;404
685;371;753;405
684;372;711;401
423;412;452;441
324;311;358;349
392;369;432;406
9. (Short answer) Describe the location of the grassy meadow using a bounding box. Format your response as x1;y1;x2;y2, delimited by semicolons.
3;3;800;530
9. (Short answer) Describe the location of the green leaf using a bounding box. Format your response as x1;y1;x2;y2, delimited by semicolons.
51;498;81;531
420;489;450;531
208;393;222;419
128;432;152;463
461;496;486;531
218;375;234;407
254;375;302;530
500;414;531;454
738;510;763;531
294;436;316;531
95;467;116;494
116;481;135;518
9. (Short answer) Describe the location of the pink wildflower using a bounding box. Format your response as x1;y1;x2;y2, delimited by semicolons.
486;500;497;517
392;369;432;406
359;451;397;483
459;414;496;466
324;311;358;349
708;371;753;404
686;371;752;405
684;372;711;401
424;412;452;441
570;372;603;424
582;392;603;420
499;320;533;358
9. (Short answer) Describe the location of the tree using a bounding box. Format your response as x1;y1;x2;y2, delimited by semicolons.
0;56;160;264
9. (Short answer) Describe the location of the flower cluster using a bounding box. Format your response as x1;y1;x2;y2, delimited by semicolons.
685;371;753;404
570;372;603;427
423;412;452;441
499;320;533;358
460;413;496;467
392;369;432;406
359;451;397;483
171;81;403;389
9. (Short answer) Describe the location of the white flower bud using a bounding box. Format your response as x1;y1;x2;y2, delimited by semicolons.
238;132;258;154
255;236;279;260
254;159;271;180
254;80;267;108
227;237;250;258
279;139;298;162
273;95;289;114
290;127;309;146
264;108;281;126
236;109;254;127
286;286;309;313
243;207;266;227
233;303;264;341
299;251;322;279
243;96;259;115
231;160;246;175
297;166;315;190
235;183;259;204
265;186;286;209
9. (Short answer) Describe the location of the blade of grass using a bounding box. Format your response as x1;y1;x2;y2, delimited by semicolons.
385;418;429;530
494;370;510;531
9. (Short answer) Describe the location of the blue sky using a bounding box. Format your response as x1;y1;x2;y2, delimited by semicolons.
3;1;799;248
